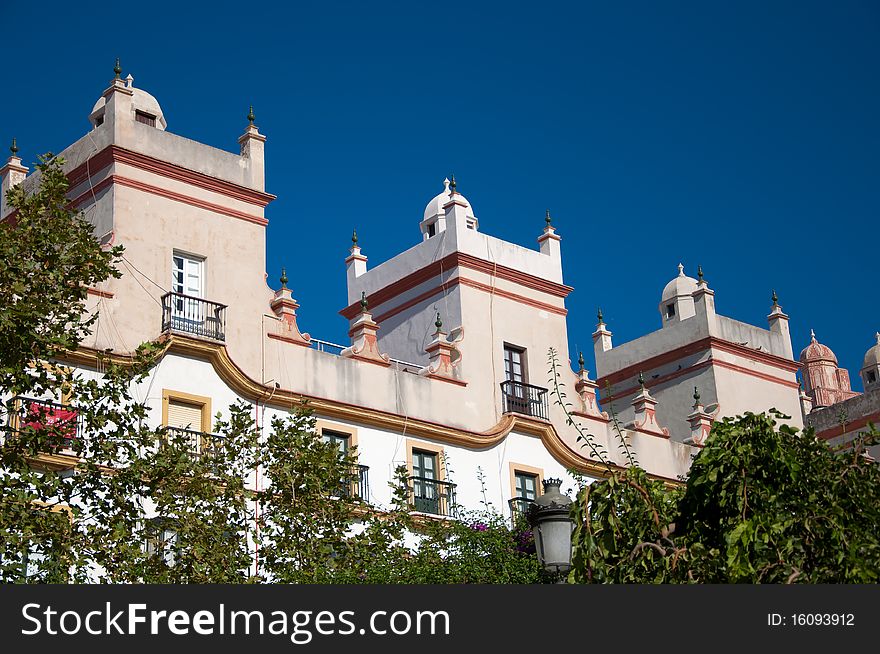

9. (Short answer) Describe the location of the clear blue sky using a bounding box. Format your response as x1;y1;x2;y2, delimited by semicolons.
3;1;878;388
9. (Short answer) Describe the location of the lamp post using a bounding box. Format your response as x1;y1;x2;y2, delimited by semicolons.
526;478;573;582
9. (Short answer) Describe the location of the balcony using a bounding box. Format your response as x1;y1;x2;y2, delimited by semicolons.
349;464;370;502
508;496;534;524
7;397;83;451
500;380;549;420
165;426;220;462
161;292;227;342
408;476;457;517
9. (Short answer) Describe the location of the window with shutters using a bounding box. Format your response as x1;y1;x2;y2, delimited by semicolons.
162;390;211;456
405;439;455;516
136;110;157;127
508;463;543;523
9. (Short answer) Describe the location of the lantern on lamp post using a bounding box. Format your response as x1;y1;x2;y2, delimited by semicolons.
526;478;573;581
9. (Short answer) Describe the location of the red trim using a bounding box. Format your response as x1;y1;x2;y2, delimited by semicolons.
364;275;567;325
86;287;114;299
457;277;567;315
600;356;797;405
815;411;880;440
70;174;269;226
267;332;311;348
341;252;571;319
710;358;799;389
423;373;469;387
66;145;276;207
597;336;798;390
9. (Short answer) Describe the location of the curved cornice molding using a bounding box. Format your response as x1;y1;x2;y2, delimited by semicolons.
59;337;682;485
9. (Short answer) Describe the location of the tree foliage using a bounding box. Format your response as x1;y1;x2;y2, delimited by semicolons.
549;349;880;583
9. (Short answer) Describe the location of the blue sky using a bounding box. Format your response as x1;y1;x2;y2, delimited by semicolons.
3;1;878;388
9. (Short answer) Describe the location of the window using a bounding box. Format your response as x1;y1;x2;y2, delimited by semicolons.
145;517;177;565
405;440;454;516
466;219;476;230
509;463;543;522
172;253;203;298
95;115;104;127
135;110;157;127
427;222;436;238
503;344;527;384
412;449;439;514
868;371;877;384
666;303;676;318
162;390;212;456
322;429;350;455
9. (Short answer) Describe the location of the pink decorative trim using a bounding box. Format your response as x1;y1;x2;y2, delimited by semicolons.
86;287;114;299
66;145;275;207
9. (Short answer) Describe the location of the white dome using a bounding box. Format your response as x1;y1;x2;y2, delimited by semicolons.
423;178;473;221
863;333;880;369
90;77;167;130
661;264;698;302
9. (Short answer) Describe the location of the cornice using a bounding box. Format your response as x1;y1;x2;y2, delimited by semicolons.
59;338;682;485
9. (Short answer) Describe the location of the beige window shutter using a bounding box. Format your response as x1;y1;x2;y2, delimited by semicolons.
167;400;202;431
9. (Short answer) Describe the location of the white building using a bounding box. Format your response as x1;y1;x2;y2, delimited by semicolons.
2;64;827;529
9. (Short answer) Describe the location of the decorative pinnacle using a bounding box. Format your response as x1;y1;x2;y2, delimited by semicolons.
247;105;255;125
638;371;645;388
697;265;704;283
435;312;443;330
771;289;779;307
597;307;604;324
810;328;816;341
545;209;552;226
875;331;880;345
113;57;122;79
351;229;358;246
578;351;585;369
449;174;457;193
677;262;685;277
280;267;288;289
694;386;701;403
360;291;368;311
10;137;18;157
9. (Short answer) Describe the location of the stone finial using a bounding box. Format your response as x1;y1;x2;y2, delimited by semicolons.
449;174;457;193
10;138;18;157
545;209;552;226
113;57;122;79
360;291;368;311
578;351;585;369
693;386;700;403
280;267;288;289
597;307;604;324
810;328;816;342
677;262;685;277
352;229;358;246
876;331;880;346
697;265;704;283
247;105;255;125
771;289;779;307
435;312;443;330
638;371;646;389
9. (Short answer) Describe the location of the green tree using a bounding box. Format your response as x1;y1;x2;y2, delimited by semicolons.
549;350;880;583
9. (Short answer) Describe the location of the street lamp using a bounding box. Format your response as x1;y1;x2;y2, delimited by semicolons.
527;478;573;580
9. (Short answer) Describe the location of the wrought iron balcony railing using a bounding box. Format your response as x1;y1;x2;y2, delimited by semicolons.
165;426;220;462
6;396;83;450
508;496;534;524
349;464;370;502
408;476;457;517
161;292;227;342
500;380;549;420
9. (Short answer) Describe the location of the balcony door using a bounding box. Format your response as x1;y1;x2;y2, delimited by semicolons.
412;450;439;514
171;254;204;328
503;344;530;414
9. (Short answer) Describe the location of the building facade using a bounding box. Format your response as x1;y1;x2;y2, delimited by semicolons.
3;65;873;534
